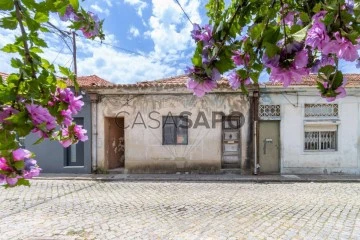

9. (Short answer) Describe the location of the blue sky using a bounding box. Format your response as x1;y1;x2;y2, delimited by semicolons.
0;0;358;84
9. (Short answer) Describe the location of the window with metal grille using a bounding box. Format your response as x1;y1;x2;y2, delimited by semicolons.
304;131;337;151
259;105;280;120
162;116;188;145
304;104;338;118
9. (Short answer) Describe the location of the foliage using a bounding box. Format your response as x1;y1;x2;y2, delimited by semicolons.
187;0;359;101
0;0;104;187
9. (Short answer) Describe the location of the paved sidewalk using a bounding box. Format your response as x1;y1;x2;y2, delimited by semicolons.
35;173;360;183
2;180;360;239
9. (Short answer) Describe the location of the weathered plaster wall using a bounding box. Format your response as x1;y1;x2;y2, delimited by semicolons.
260;88;360;174
96;91;251;173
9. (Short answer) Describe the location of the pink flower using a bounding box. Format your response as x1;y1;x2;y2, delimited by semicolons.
228;71;251;90
61;109;73;126
322;78;347;102
6;177;18;186
59;128;72;148
12;148;32;161
0;157;11;171
228;71;241;90
60;139;72;148
284;11;297;27
0;106;19;123
334;32;359;61
294;50;308;68
0;174;5;184
231;51;250;66
187;78;217;97
305;21;330;50
23;159;41;179
191;24;213;44
311;55;335;73
59;5;76;22
80;12;101;38
69;96;84;115
56;88;84;115
270;67;308;87
74;125;88;142
322;32;358;61
312;11;327;21
26;104;56;131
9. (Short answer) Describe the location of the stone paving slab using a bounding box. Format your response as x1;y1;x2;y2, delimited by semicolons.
1;180;360;239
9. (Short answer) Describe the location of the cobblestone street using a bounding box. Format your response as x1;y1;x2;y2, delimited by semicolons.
1;180;360;240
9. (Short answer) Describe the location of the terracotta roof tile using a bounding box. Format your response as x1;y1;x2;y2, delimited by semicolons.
0;72;114;88
119;74;236;88
67;75;114;87
263;74;360;87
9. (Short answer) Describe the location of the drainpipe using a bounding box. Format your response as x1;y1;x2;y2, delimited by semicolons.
253;120;258;175
253;89;260;175
89;93;99;172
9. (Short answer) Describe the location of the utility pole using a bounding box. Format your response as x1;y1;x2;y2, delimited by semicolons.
72;31;77;77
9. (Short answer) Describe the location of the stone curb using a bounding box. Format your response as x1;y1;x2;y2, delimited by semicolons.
33;174;360;183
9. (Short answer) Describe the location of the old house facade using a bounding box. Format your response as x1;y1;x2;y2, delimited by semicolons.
258;74;360;175
88;76;258;173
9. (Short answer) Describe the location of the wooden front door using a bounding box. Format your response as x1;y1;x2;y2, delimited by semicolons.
105;117;125;169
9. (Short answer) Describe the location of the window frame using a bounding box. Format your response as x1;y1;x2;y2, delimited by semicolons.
304;130;338;152
162;116;188;145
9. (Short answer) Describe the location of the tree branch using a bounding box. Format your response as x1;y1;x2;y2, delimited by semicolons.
14;0;36;80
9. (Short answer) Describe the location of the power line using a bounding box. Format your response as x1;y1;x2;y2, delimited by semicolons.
51;43;66;64
173;0;193;25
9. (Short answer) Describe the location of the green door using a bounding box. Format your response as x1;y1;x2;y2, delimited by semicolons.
259;121;280;173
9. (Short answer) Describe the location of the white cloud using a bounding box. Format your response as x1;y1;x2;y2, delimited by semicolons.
145;0;202;61
90;4;110;16
102;0;113;7
0;15;181;84
129;26;140;38
123;0;148;17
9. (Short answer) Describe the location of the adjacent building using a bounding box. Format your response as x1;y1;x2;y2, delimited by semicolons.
259;74;360;175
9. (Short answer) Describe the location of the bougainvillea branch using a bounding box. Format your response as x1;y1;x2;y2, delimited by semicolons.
187;0;360;101
0;0;104;187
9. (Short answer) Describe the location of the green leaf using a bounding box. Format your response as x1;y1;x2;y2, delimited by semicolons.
313;3;322;12
10;58;23;68
69;0;79;11
14;161;24;170
290;25;310;42
319;65;335;77
299;12;310;23
0;0;14;11
30;46;43;53
0;16;18;30
34;12;49;23
263;42;279;58
1;44;18;53
33;137;44;145
17;178;31;187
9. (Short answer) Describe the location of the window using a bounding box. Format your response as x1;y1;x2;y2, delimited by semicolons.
259;105;280;120
65;118;85;166
304;104;338;118
162;116;188;145
304;125;337;151
304;104;339;151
